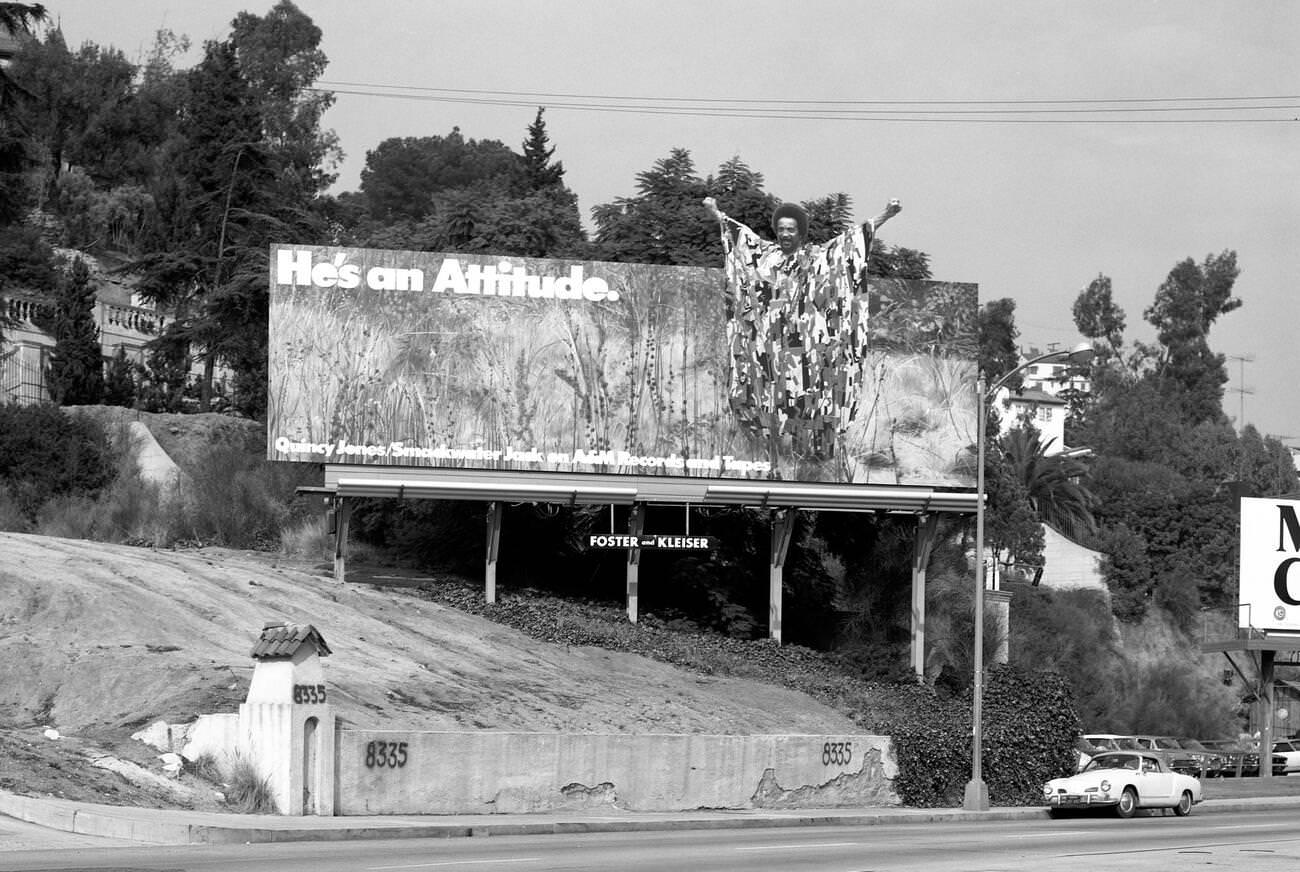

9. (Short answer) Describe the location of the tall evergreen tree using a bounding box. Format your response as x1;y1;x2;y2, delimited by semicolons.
129;38;270;412
46;256;103;404
977;298;1020;386
1072;273;1126;360
592;148;714;265
520;107;563;190
230;0;339;198
1143;251;1241;425
101;345;136;407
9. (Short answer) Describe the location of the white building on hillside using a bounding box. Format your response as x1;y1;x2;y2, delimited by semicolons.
991;346;1093;457
1;253;163;404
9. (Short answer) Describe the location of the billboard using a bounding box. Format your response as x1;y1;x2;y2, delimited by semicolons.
1240;497;1300;632
267;245;978;486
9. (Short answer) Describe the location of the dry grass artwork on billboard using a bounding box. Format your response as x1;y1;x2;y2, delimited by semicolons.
267;245;977;486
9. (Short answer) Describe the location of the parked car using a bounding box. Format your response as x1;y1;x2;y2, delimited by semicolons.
1131;735;1202;777
1074;737;1098;771
1272;739;1300;774
1177;737;1228;778
1042;750;1202;818
1200;739;1288;777
1078;734;1139;772
1201;739;1257;776
1083;733;1140;751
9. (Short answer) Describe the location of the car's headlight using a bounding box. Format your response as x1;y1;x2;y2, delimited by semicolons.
1042;784;1053;797
1100;779;1111;792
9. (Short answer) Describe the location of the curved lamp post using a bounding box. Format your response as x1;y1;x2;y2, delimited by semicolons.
963;341;1096;812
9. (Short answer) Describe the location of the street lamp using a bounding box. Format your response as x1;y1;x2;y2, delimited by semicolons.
963;341;1095;812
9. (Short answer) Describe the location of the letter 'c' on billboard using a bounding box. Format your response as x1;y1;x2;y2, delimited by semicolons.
1276;557;1300;606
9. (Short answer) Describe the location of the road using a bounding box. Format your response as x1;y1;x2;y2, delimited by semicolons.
3;808;1300;871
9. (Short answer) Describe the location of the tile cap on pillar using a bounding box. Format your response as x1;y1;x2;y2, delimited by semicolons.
250;621;332;659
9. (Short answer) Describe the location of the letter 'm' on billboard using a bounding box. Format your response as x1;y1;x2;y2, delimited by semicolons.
1278;504;1300;552
266;244;978;487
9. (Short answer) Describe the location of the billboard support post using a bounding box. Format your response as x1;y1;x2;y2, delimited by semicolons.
1261;650;1275;779
769;509;796;644
332;497;352;583
911;513;940;680
626;503;645;623
485;502;503;604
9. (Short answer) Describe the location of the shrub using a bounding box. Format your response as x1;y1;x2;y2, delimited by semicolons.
0;484;31;533
222;754;278;814
279;513;334;560
92;471;171;544
878;665;1080;807
0;404;118;520
171;445;313;548
34;493;101;539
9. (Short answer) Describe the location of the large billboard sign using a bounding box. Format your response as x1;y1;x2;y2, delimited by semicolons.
267;245;978;486
1240;497;1300;633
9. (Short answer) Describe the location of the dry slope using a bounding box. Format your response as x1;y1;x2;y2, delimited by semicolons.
0;532;857;806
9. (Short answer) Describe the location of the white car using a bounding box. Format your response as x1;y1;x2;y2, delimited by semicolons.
1272;739;1300;774
1042;750;1203;818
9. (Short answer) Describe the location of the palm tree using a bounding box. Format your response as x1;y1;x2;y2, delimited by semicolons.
1000;426;1097;539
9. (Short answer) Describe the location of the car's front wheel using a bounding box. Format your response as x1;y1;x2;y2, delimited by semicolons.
1174;790;1193;816
1115;787;1138;818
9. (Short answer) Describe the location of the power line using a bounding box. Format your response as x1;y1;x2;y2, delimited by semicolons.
311;82;1300;124
317;80;1299;107
309;86;1294;123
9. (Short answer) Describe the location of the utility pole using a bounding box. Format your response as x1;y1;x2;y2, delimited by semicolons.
1227;353;1255;430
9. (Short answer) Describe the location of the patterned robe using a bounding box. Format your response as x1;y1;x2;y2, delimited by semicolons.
720;218;872;455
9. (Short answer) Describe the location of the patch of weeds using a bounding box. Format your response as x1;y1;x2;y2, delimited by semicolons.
222;753;278;814
186;752;223;783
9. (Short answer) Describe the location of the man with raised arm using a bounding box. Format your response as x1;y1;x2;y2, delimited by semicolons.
702;195;902;475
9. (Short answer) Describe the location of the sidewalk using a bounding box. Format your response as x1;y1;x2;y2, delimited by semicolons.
4;787;1300;846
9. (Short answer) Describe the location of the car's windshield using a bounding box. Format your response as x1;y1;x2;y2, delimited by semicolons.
1085;754;1140;772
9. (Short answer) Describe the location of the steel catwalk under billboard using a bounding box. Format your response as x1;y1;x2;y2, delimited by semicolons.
267;244;978;486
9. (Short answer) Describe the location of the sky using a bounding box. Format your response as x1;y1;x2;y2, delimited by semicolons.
41;0;1300;441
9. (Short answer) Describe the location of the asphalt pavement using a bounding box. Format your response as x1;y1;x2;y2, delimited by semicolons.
4;777;1300;847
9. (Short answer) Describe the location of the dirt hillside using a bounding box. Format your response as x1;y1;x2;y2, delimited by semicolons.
0;531;857;807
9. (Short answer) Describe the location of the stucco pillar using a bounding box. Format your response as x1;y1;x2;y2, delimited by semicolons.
238;622;337;815
986;589;1013;665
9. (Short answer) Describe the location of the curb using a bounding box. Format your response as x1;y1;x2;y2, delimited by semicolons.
3;791;1298;846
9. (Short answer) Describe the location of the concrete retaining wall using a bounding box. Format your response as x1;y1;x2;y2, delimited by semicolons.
336;730;897;815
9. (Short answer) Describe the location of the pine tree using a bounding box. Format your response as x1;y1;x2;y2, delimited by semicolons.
101;345;136;407
47;256;103;405
521;107;563;190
